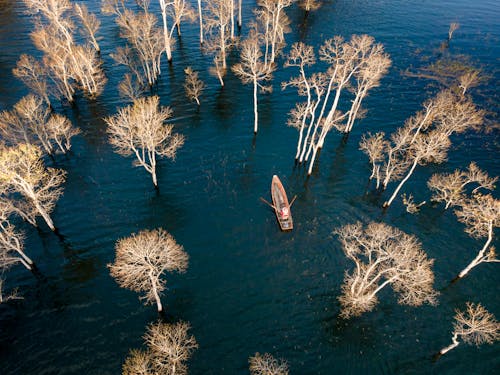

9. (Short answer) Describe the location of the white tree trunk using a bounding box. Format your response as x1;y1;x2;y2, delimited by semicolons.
237;0;242;28
458;223;493;278
198;0;204;44
35;202;55;231
439;335;460;355
384;158;419;208
160;1;173;62
253;78;258;134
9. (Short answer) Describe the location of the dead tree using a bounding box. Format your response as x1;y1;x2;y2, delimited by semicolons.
159;0;196;62
448;22;460;41
282;42;316;160
0;95;80;155
204;0;233;86
105;2;163;86
232;31;273;134
249;352;289;375
439;302;499;356
0;144;66;231
256;0;294;67
183;67;205;106
122;349;154;375
458;70;480;96
0;278;22;304
12;55;51;107
454;193;499;279
144;321;198;374
343;45;391;133
359;132;389;189
428;162;497;209
0;199;34;270
298;0;322;13
23;0;106;101
335;221;438;319
105;96;184;188
108;228;189;312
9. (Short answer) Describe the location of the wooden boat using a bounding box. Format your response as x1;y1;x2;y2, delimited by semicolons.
270;175;293;231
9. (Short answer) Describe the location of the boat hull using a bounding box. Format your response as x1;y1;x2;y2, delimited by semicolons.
271;175;293;231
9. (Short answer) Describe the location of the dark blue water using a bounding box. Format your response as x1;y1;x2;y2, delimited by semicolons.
0;1;498;374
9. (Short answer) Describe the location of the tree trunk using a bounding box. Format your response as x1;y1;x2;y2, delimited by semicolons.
383;158;419;208
238;0;242;28
253;78;258;134
35;202;55;231
160;1;173;62
439;335;460;355
307;144;319;175
198;0;203;44
457;223;493;279
151;276;163;312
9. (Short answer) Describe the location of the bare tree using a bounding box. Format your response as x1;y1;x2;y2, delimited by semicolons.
108;228;189;312
0;144;66;231
256;0;294;67
448;22;460;41
359;132;388;189
12;55;51;107
428;162;497;209
0;278;22;304
232;31;273;134
23;0;106;101
454;193;499;279
123;349;154;375
282;42;316;160
74;3;101;52
105;3;163;86
439;302;499;356
0;199;34;270
105;96;184;187
0;95;80;155
184;67;205;106
335;222;438;319
144;321;198;374
298;0;322;13
458;70;480;96
249;352;289;375
401;193;426;214
204;0;233;85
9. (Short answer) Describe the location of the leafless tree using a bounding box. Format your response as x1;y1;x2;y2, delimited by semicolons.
0;144;66;231
428;162;497;209
359;132;388;189
232;31;274;134
119;73;145;102
184;67;205;106
0;199;34;270
74;3;101;52
108;228;189;312
105;2;163;86
448;22;460;41
298;0;322;13
105;96;184;187
343;45;391;133
458;70;480;96
453;193;499;279
256;0;294;67
249;352;289;375
401;193;426;214
159;0;196;62
282;42;316;160
0;278;22;304
439;302;499;356
144;320;198;374
335;222;438;319
204;0;233;85
23;0;106;101
0;95;80;155
122;349;154;375
12;55;51;107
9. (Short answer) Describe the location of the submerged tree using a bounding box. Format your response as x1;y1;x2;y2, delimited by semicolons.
123;320;198;375
0;199;34;270
184;67;205;106
428;162;497;209
105;96;184;188
448;22;460;41
335;222;438;319
0;94;80;155
232;31;273;134
249;352;289;375
439;302;499;356
454;193;499;279
0;144;66;232
108;228;189;312
22;0;106;102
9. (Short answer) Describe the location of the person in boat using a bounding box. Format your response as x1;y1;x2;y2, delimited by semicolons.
280;206;289;218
